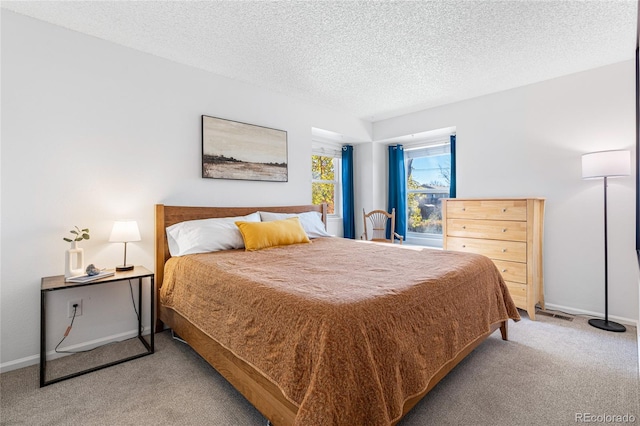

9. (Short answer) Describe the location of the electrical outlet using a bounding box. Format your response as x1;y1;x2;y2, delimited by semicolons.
67;299;82;318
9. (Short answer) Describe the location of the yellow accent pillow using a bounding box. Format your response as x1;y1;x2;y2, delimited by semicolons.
235;217;310;251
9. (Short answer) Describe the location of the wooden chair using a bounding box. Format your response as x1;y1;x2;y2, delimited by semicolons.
361;208;403;244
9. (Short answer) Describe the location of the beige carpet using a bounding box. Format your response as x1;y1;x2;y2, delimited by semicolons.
1;312;638;426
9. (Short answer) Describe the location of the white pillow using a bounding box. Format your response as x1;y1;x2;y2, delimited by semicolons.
166;212;260;256
258;211;331;238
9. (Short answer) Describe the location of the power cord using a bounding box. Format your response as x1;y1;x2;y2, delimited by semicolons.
54;279;147;353
54;304;94;354
128;279;144;335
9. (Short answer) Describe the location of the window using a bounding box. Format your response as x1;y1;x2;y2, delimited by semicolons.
312;149;341;215
405;139;453;245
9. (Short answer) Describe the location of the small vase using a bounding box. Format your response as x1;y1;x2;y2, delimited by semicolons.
65;241;85;278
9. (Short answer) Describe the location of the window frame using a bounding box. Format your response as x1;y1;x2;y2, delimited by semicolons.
404;136;454;247
311;141;343;218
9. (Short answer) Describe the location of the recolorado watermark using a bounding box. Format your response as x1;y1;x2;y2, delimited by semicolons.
576;413;636;423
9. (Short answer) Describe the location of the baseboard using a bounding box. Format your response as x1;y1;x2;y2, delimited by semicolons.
0;328;150;374
544;303;638;327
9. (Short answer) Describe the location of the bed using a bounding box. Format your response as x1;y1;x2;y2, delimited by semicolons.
154;204;520;426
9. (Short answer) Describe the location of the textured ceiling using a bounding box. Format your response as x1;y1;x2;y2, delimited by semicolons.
2;1;638;122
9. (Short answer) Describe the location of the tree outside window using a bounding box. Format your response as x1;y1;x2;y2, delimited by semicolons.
312;155;338;214
406;152;451;236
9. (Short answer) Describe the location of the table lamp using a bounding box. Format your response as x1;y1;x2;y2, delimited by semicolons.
109;220;141;271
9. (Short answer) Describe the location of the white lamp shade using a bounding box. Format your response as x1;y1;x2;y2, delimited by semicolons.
109;220;141;242
581;150;631;179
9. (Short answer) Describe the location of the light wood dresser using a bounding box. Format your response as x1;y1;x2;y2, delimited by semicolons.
442;198;545;320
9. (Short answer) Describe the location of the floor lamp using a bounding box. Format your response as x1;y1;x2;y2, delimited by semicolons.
581;150;631;332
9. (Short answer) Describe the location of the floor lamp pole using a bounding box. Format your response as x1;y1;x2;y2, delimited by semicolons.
588;176;626;332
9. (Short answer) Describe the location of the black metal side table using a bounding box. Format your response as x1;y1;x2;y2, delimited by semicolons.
40;266;154;387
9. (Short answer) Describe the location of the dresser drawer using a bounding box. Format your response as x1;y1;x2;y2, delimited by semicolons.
505;281;527;308
445;237;527;262
446;218;527;242
445;200;527;221
443;198;544;321
492;260;527;284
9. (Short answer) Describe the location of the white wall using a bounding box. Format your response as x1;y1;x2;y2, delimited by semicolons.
353;142;387;239
0;11;371;371
3;10;638;373
373;61;639;323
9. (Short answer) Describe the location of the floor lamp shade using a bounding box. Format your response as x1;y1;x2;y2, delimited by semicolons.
581;149;630;333
582;150;631;179
109;221;141;271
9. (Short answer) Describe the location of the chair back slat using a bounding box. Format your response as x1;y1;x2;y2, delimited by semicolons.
362;208;402;244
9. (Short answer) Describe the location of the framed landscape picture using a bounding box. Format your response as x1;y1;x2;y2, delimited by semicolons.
202;115;288;182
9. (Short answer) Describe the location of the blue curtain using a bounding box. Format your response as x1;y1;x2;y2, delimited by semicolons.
449;134;457;198
387;145;407;240
341;145;355;239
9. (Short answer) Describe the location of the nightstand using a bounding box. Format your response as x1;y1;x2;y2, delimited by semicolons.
40;266;154;387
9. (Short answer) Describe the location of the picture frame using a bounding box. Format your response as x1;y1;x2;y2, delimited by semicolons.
202;115;288;182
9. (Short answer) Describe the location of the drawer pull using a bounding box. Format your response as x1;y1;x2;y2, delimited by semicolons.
502;228;507;232
461;207;466;211
462;245;466;248
502;269;507;273
502;208;507;212
502;248;507;252
462;226;466;229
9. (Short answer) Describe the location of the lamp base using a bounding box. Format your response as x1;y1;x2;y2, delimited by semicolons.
588;318;626;332
115;264;134;272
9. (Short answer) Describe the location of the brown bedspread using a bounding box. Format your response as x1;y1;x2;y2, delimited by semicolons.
160;237;519;425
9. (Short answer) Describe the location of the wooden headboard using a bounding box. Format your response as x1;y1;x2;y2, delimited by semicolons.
154;203;327;330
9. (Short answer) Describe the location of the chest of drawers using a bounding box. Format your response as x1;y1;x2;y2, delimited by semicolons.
442;198;545;320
